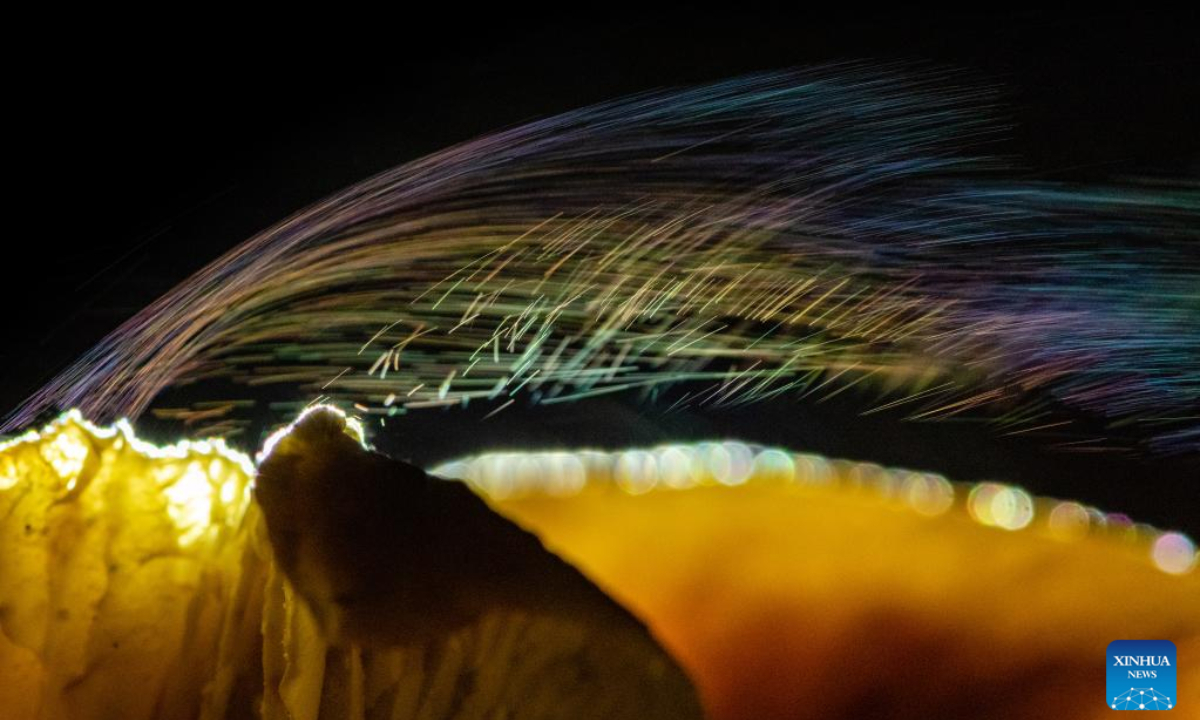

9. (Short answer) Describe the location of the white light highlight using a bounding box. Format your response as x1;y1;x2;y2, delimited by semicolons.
1152;533;1197;576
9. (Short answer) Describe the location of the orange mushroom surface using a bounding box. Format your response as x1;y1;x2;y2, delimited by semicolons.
1;409;1196;719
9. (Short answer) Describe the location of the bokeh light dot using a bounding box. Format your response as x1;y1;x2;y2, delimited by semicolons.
702;444;733;486
751;449;795;484
1048;501;1090;541
658;447;695;489
615;450;658;495
1152;533;1197;575
990;486;1034;531
903;472;954;517
720;442;754;486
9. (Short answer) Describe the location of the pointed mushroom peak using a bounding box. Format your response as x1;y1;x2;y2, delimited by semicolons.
256;404;368;466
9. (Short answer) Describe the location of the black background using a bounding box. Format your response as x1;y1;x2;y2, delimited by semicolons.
5;13;1199;532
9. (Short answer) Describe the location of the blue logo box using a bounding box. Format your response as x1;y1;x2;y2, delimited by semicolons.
1108;640;1177;711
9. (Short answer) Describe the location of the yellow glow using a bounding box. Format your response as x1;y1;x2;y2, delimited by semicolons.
40;431;90;483
164;461;215;546
0;411;255;720
436;445;1194;583
470;452;1199;719
3;409;1196;720
0;456;18;491
219;475;241;505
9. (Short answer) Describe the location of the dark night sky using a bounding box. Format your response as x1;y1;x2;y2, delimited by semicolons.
5;14;1199;532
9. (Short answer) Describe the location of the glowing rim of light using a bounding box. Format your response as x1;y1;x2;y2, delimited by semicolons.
4;409;1194;577
0;408;255;476
256;402;370;466
433;441;1196;577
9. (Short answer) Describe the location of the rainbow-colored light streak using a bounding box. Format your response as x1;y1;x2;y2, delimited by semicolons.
6;67;1199;454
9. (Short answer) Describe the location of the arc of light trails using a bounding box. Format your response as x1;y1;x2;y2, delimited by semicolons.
7;66;1199;453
